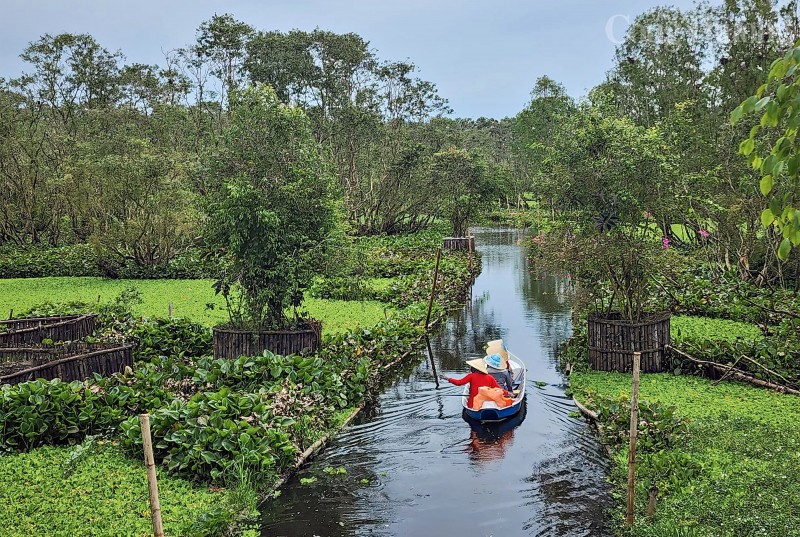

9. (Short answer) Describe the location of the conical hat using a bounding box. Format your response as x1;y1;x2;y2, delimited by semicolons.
485;339;509;368
466;358;489;374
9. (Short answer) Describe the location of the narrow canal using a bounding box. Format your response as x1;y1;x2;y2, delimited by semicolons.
261;227;612;536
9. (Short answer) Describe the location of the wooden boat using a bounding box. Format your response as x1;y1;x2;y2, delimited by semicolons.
462;352;526;422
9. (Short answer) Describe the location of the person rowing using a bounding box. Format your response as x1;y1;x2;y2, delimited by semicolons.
441;354;512;410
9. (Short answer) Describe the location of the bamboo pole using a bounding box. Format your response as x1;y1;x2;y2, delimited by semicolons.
467;227;474;276
626;351;641;527
168;303;173;318
139;414;165;537
424;248;442;330
425;335;439;388
647;486;659;517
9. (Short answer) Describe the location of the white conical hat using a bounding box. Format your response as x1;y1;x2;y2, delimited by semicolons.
485;339;509;368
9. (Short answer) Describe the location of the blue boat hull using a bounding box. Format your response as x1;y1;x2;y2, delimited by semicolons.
463;399;522;422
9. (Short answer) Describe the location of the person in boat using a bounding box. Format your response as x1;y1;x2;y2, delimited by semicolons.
442;356;511;410
486;339;515;383
485;352;514;392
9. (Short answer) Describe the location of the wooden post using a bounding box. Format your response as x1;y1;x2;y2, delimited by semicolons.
8;309;12;320
424;248;442;330
168;303;173;318
139;414;165;537
646;485;659;517
625;351;641;527
467;227;474;276
425;335;439;388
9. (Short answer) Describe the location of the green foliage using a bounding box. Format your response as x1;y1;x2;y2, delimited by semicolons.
205;84;339;330
0;444;226;536
734;43;800;260
581;392;690;454
671;316;763;344
0;245;217;279
133;317;213;362
571;372;800;536
119;387;297;481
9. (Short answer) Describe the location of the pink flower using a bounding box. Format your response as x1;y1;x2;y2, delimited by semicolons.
662;236;670;249
645;212;652;218
698;229;710;238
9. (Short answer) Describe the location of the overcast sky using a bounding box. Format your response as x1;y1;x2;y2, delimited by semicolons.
1;0;705;118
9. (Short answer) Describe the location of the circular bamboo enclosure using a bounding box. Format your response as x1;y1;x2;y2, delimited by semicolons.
587;312;670;373
212;320;322;359
0;314;97;346
442;237;475;251
0;342;133;385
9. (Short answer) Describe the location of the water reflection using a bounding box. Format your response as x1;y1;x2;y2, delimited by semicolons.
260;227;611;537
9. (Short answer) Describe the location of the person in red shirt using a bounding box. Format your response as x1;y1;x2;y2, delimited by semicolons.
442;356;510;409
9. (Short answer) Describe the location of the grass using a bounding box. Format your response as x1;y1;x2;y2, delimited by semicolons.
0;277;392;336
570;372;800;536
0;442;225;537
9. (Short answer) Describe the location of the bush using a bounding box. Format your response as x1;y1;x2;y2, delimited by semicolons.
133;318;212;362
0;244;216;279
120;387;297;481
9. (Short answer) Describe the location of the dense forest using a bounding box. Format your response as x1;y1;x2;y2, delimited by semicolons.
3;1;800;293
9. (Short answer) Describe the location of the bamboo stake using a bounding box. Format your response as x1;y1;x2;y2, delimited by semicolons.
467;227;474;276
424;248;442;330
168;303;173;318
647;486;659;517
425;335;439;388
139;414;165;537
626;351;641;528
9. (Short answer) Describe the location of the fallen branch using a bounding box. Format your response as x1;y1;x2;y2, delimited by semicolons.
667;345;800;396
738;353;798;390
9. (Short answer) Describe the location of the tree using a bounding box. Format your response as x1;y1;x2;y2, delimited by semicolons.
205;85;339;329
430;148;493;237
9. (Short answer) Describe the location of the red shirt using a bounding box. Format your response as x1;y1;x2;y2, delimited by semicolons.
447;372;501;408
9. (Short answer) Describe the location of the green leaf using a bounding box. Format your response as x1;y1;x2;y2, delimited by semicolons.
770;197;782;217
731;106;744;124
760;175;774;196
761;208;776;228
742;95;758;114
778;237;792;260
755;96;770;112
740;138;755;156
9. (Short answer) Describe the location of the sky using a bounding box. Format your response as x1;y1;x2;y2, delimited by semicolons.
0;0;705;119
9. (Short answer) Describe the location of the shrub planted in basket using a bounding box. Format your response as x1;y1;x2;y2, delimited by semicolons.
530;110;683;370
204;85;338;353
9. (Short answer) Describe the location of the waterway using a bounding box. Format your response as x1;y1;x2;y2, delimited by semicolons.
261;226;612;536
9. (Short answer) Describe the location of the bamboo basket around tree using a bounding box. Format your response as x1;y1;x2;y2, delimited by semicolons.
587;312;670;373
212;320;322;359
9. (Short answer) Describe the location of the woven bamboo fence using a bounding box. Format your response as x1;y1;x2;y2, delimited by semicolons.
213;320;322;359
587;312;670;373
442;237;475;251
0;342;133;385
0;314;97;346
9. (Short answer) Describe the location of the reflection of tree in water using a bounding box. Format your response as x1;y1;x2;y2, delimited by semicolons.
431;292;503;371
522;269;574;315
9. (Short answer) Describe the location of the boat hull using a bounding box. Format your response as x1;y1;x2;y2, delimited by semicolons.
463;402;521;422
